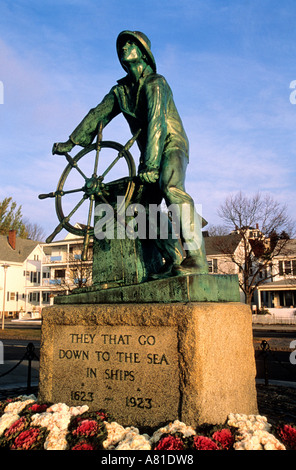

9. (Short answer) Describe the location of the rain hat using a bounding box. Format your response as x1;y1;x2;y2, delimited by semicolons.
116;30;156;73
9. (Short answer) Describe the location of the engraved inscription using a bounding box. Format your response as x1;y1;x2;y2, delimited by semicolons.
52;326;179;423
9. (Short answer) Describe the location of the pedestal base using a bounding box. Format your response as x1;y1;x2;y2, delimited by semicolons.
39;302;258;429
54;273;240;304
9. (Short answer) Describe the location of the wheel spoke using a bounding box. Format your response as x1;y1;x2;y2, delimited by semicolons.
82;195;94;260
64;153;88;180
100;153;123;180
66;195;87;220
86;195;94;228
61;187;85;196
93;122;103;178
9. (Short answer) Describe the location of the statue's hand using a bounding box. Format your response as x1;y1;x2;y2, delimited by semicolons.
52;139;74;155
139;168;159;184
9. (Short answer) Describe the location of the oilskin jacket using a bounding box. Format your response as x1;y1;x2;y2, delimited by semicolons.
70;67;189;171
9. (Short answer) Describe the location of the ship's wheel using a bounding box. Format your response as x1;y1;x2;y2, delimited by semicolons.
39;123;139;259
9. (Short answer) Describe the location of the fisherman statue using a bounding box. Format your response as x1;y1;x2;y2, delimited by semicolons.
53;30;208;279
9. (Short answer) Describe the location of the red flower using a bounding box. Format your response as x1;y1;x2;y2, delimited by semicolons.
5;417;28;437
11;428;41;450
278;425;296;450
96;411;108;421
28;404;48;413
72;419;99;437
212;429;235;450
72;441;95;450
154;435;184;450
193;435;219;450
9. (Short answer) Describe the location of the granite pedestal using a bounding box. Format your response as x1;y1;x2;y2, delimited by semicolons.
39;295;258;428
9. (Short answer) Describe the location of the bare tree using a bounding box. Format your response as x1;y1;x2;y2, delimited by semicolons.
206;224;229;236
22;218;46;241
213;191;295;305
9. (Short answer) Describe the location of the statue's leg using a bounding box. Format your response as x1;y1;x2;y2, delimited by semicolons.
137;181;184;279
159;150;209;275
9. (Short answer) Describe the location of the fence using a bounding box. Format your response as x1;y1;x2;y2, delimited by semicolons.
257;340;296;386
0;343;39;393
252;314;296;326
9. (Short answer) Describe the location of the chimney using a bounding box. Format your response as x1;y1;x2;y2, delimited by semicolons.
8;230;16;250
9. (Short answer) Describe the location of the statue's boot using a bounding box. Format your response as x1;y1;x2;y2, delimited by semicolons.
148;260;174;280
172;247;209;275
170;199;209;276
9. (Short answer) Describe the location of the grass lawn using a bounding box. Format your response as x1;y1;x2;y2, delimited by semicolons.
0;328;41;341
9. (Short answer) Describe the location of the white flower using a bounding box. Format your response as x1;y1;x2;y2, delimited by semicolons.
31;412;53;428
44;430;68;450
150;420;196;444
103;421;128;449
69;405;89;416
0;413;19;436
47;403;70;414
4;398;35;415
116;428;151;450
228;414;285;451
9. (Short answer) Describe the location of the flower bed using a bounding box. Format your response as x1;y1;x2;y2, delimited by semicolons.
0;394;294;450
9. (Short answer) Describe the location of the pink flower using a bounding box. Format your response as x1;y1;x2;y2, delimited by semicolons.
278;425;296;450
193;435;219;450
212;429;235;450
154;435;184;450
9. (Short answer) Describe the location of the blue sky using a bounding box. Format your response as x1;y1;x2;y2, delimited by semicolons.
1;0;296;239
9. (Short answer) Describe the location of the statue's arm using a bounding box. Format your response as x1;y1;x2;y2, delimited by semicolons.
142;76;168;170
53;88;120;154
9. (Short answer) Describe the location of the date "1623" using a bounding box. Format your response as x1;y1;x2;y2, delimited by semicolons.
71;390;94;402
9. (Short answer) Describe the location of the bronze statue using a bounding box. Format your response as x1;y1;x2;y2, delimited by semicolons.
53;31;208;278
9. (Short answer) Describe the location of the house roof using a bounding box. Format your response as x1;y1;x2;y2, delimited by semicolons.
258;278;296;291
0;234;39;264
204;234;242;256
274;239;296;257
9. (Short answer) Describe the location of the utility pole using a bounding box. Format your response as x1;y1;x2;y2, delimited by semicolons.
2;263;10;330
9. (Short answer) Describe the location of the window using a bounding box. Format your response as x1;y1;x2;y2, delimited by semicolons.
42;292;50;303
29;292;40;302
30;271;41;283
34;254;39;261
279;260;296;276
54;269;65;279
208;259;218;273
6;292;17;301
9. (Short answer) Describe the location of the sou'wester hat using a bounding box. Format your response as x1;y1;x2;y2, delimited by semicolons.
116;30;156;73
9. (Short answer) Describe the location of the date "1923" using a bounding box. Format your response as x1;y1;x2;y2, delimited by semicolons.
125;396;152;409
70;391;153;410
